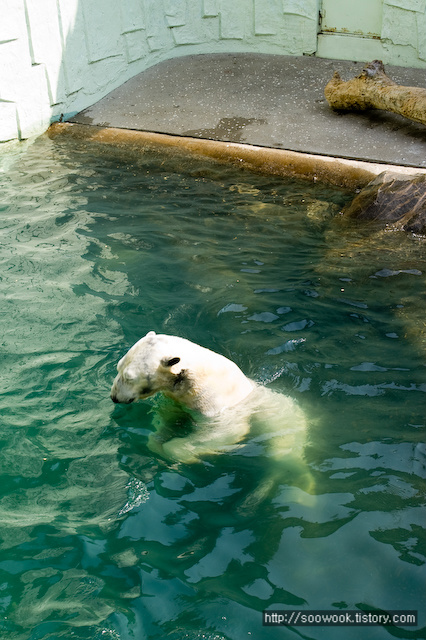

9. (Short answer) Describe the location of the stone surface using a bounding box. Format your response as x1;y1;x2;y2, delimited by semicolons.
342;171;426;233
70;53;426;168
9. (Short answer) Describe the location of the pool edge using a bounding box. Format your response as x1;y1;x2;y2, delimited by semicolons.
47;122;426;191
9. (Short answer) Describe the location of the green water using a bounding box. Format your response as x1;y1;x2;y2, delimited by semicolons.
0;135;425;640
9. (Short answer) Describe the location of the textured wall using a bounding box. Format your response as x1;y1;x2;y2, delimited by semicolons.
0;0;425;143
0;0;319;142
318;0;426;66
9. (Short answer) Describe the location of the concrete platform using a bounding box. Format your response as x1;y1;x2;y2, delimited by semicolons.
70;53;426;169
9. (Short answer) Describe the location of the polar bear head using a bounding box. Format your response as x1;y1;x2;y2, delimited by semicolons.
110;331;254;417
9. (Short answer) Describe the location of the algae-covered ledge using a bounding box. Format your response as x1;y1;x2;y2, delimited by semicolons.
48;121;426;191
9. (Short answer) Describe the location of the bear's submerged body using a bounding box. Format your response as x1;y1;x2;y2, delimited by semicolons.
111;331;308;466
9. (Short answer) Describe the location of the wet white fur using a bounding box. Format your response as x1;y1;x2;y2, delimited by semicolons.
111;331;255;416
111;331;308;466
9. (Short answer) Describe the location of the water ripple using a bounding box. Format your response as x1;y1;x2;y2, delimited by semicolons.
0;135;424;639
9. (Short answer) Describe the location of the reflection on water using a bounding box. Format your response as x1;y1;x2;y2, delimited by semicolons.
0;135;425;639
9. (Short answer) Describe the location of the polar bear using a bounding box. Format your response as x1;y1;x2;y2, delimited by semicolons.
111;331;308;467
111;331;255;416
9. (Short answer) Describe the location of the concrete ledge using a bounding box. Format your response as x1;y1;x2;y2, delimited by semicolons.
69;54;426;170
48;122;426;191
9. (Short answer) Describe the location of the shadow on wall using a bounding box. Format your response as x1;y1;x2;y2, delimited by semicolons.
0;0;321;143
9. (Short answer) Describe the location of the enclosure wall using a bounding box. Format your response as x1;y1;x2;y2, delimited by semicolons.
1;0;425;143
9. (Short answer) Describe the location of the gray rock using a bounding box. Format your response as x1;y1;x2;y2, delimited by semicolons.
342;171;426;233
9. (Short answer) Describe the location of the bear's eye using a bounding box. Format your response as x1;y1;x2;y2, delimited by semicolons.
165;357;180;367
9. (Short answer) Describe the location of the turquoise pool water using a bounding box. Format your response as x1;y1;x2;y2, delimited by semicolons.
0;135;425;640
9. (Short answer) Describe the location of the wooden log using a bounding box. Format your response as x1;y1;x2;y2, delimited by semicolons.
324;60;426;126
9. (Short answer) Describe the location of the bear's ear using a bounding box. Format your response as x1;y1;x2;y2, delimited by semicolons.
163;356;181;368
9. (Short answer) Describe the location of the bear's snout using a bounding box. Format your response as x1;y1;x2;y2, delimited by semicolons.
110;373;138;404
111;391;134;404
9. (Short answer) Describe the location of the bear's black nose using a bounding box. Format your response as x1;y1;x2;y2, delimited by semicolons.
111;394;134;404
